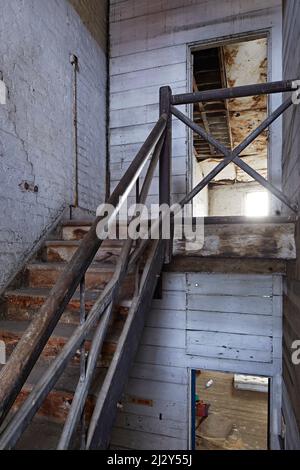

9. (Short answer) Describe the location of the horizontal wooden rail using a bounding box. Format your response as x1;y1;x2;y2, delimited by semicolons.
172;79;297;105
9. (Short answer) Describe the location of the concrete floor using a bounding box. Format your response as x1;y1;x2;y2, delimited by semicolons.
196;370;268;450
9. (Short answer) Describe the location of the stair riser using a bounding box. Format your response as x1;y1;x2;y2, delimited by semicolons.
45;245;120;263
62;225;129;243
25;268;135;291
62;226;91;241
12;388;96;424
26;268;111;290
4;298;129;325
0;330;117;365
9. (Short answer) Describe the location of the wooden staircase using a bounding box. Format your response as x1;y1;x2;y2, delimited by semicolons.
0;81;298;450
0;219;136;449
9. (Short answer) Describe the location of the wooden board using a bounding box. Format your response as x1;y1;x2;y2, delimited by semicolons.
111;272;283;450
173;222;296;260
166;257;287;274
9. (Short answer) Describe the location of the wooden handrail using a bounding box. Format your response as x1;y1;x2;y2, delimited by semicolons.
0;129;167;450
1;77;298;449
171;79;297;105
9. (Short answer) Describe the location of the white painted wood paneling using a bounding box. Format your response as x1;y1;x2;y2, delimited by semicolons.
112;271;283;450
109;0;282;204
110;0;283;450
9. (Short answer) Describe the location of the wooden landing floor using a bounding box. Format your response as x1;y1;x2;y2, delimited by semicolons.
196;370;268;450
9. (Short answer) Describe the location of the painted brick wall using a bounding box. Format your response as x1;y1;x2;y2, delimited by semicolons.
0;0;107;291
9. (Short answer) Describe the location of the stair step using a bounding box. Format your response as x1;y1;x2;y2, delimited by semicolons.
13;362;107;425
3;288;131;324
24;262;135;291
0;319;123;365
61;220;131;242
44;240;121;263
15;417;64;450
62;220;94;241
0;361;107;445
0;216;138;449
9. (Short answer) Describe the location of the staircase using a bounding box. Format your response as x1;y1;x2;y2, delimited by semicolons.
0;219;135;448
0;81;297;450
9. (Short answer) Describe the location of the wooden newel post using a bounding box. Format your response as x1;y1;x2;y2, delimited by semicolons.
159;86;172;263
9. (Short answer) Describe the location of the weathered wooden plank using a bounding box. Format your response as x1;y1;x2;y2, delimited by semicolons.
141;327;185;349
174;223;296;260
146;309;186;330
162;273;186;292
110;1;279;49
110;426;187;450
136;345;186;368
110;0;280;24
111;44;186;75
188;355;275;377
110;137;186;163
113;412;187;440
187;344;272;363
111;155;186;180
111;82;186;110
110;119;186;146
166;257;287;274
111;174;186;197
187;273;273;296
125;377;187;402
187;311;273;336
282;382;300;450
187;330;272;352
187;293;272;315
111;103;159;128
121;393;188;422
111;62;186;93
151;291;186;311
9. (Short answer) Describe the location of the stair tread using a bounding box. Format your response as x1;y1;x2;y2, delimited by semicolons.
0;361;106;395
62;219;94;227
45;239;123;247
5;287;132;307
15;417;64;450
5;287;103;301
26;261;117;272
0;319;122;343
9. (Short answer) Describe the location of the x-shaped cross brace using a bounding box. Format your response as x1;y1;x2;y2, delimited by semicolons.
171;97;298;213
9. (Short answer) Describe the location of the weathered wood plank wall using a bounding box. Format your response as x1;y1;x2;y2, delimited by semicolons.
109;0;286;451
109;0;283;208
111;271;282;450
282;0;300;449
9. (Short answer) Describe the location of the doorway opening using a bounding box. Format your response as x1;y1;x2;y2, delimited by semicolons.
191;37;269;217
191;369;270;450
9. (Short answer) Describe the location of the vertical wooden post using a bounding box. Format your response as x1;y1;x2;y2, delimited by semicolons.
159;86;172;263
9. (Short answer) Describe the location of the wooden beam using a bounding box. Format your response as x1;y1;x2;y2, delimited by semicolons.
166;257;287;275
173;221;296;260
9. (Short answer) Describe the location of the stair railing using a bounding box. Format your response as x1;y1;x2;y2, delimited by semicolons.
0;113;168;426
0;79;299;449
